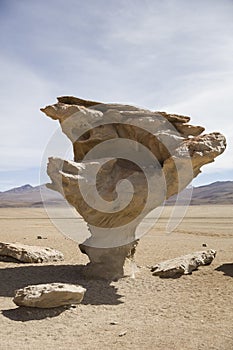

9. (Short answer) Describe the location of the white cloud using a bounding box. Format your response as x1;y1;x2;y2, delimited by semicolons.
0;55;59;170
161;77;233;181
0;0;233;189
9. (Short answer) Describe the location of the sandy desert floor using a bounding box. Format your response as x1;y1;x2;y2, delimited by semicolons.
0;206;232;350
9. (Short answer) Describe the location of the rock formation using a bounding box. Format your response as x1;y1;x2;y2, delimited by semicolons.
13;283;86;308
151;249;216;278
41;96;226;280
0;242;64;263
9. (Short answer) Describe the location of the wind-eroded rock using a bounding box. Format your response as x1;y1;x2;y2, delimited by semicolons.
41;96;226;280
151;250;216;278
13;283;86;308
0;242;64;263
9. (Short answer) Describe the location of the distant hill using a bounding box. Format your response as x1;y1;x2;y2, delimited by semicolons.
0;181;232;207
0;184;65;208
190;181;233;204
2;184;34;194
166;181;233;205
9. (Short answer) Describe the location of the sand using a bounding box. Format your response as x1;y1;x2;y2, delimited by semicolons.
0;206;232;350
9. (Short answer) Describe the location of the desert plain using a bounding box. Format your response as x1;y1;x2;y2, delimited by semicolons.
0;205;232;350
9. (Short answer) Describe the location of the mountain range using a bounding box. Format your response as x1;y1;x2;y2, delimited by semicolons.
166;181;233;205
0;184;64;208
0;181;232;207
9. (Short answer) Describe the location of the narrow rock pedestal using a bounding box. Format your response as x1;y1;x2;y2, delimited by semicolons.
80;241;138;280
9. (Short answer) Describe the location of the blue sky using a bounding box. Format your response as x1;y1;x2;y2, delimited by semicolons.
0;0;233;191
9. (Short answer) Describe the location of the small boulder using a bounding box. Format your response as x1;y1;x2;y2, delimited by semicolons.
0;242;64;263
13;283;86;308
151;250;216;278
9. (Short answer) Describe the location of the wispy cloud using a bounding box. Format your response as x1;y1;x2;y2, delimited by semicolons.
0;0;233;189
0;55;58;169
162;77;233;183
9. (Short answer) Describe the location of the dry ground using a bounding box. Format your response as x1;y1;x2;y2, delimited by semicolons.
0;206;232;350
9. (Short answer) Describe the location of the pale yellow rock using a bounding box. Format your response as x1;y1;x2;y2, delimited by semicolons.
13;283;86;308
41;96;226;280
0;242;64;263
151;250;216;277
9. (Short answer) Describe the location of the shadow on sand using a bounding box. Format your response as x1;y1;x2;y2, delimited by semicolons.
0;264;123;322
215;263;233;277
2;305;69;322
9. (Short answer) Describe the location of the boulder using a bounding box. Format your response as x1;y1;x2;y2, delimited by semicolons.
151;250;216;277
40;96;226;280
13;283;86;308
0;242;64;263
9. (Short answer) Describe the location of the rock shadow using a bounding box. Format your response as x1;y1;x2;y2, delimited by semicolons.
1;305;68;322
0;264;123;321
215;263;233;277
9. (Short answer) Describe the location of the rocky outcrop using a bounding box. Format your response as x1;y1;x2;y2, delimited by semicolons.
13;283;86;308
151;250;216;278
41;96;226;280
0;242;64;263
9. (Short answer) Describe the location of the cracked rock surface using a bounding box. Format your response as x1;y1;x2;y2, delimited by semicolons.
13;283;86;308
41;96;226;279
151;249;216;278
0;242;64;263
